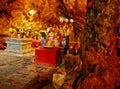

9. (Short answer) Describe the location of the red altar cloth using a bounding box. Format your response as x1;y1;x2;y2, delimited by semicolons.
35;47;59;66
32;40;40;47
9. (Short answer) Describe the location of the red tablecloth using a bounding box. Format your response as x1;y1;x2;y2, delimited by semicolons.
35;47;60;66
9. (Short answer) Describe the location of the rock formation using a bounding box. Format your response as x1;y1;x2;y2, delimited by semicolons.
0;0;120;88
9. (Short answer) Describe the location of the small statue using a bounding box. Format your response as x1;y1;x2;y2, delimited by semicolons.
41;36;46;46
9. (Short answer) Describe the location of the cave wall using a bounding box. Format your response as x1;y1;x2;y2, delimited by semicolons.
82;0;120;59
0;0;120;88
85;0;119;52
78;0;120;88
54;0;120;88
51;0;120;89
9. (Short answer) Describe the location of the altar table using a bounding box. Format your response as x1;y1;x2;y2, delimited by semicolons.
4;38;33;56
35;47;61;66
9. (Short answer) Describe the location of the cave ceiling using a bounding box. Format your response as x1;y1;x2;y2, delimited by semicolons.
0;0;86;35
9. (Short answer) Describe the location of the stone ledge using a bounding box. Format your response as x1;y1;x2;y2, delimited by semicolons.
0;50;35;58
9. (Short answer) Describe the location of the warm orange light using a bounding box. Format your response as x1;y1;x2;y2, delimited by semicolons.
29;9;36;15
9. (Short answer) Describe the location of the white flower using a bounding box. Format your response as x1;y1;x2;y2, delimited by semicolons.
70;19;74;22
65;18;68;22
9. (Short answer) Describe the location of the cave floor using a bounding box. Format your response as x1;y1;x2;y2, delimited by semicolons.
0;50;55;89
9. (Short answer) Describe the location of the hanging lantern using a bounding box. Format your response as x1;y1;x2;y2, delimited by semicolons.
70;19;74;23
65;18;69;23
59;16;64;23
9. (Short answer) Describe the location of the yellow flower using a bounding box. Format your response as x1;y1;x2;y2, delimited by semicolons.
21;29;27;36
9;27;16;34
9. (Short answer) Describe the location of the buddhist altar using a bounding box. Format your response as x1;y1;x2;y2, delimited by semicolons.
4;38;33;56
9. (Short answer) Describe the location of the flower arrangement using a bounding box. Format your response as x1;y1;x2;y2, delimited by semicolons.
21;29;26;35
9;27;16;37
20;29;27;38
9;27;16;34
34;31;39;36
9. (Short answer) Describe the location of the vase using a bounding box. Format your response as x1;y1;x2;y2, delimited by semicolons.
23;35;26;38
10;34;13;38
17;34;21;38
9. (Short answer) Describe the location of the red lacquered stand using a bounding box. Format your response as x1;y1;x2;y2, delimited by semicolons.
35;47;60;66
